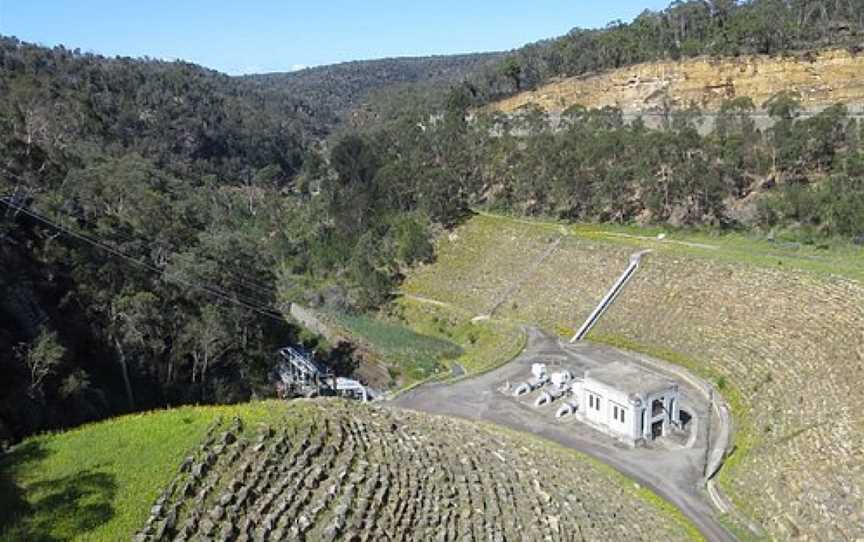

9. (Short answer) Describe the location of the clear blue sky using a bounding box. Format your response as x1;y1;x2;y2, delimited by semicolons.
0;1;672;75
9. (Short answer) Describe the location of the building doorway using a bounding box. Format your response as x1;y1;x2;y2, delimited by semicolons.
651;420;663;440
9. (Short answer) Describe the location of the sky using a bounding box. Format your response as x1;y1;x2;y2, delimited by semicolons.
0;1;672;75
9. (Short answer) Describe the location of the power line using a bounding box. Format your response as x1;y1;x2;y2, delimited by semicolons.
40;200;281;300
0;197;288;323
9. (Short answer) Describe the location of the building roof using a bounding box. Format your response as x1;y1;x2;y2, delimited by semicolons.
584;361;676;398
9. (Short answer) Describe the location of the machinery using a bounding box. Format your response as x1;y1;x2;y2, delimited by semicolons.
276;346;375;402
534;370;574;407
555;381;584;418
513;363;549;397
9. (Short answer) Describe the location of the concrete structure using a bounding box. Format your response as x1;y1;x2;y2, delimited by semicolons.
575;362;680;446
394;328;736;542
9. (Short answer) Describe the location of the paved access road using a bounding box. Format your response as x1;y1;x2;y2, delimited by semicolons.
391;328;736;542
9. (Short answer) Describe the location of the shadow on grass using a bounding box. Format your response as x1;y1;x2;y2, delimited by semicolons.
0;441;116;541
0;440;50;533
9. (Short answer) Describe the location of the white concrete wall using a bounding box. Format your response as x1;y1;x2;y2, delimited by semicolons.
583;379;640;441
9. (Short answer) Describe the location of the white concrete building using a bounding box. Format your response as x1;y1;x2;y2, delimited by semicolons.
574;362;680;446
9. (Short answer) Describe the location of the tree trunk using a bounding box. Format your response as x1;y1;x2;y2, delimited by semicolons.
191;352;200;384
202;352;209;389
113;337;136;410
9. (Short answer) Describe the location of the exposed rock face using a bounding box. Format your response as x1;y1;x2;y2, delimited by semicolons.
491;48;864;114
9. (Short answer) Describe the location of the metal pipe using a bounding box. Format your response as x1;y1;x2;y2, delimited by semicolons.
570;250;651;342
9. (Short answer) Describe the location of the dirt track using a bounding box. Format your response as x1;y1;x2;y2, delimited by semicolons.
391;328;736;542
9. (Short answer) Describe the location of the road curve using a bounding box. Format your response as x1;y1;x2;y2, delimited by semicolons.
389;327;736;542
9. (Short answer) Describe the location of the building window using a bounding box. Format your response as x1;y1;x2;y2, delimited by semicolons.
611;404;625;423
588;395;594;409
595;397;600;411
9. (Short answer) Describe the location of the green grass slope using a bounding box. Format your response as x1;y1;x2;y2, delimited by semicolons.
301;297;526;390
0;401;296;541
403;212;864;541
387;296;527;376
331;311;463;382
294;306;523;389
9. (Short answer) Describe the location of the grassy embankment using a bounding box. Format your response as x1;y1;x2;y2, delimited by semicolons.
402;211;864;541
1;399;703;541
327;206;864;390
0;400;302;541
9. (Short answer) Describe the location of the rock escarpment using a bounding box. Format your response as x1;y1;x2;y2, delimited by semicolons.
491;48;864;114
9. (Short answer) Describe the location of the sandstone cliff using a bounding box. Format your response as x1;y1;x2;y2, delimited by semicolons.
490;48;864;114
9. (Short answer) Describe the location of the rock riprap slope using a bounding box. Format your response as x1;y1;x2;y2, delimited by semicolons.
405;214;864;540
134;400;695;541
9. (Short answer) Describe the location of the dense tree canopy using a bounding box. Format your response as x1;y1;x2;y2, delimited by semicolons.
340;82;864;240
246;53;504;121
0;37;432;442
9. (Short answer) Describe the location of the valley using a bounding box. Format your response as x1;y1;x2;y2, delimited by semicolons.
3;0;864;540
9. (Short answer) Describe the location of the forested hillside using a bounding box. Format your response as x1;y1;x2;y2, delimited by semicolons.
246;53;504;122
284;0;864;121
343;91;864;237
0;37;435;443
0;36;310;442
330;1;864;236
